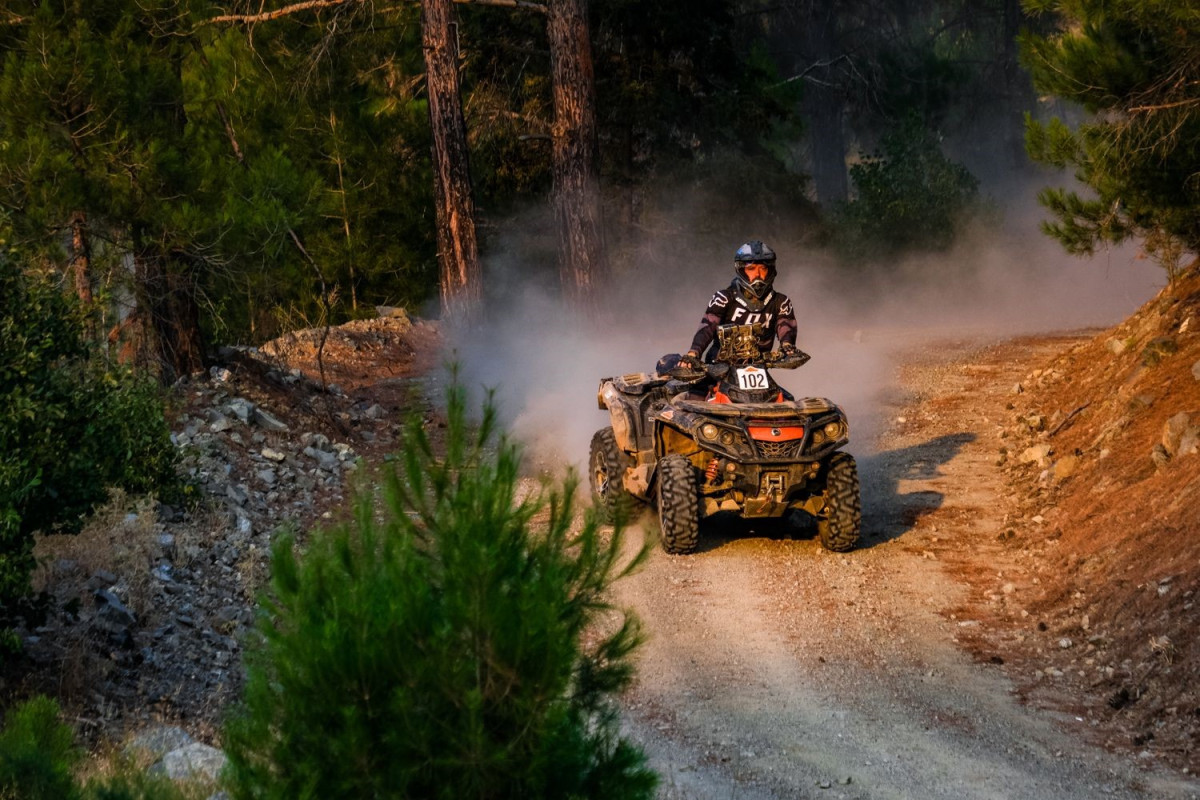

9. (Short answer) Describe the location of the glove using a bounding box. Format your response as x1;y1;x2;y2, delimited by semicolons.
780;343;799;357
679;353;703;370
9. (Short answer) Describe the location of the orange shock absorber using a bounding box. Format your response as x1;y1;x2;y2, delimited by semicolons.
706;458;720;482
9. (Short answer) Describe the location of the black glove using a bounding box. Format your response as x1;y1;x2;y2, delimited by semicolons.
679;353;703;370
780;343;810;366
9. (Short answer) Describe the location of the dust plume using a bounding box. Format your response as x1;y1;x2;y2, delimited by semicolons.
447;181;1163;475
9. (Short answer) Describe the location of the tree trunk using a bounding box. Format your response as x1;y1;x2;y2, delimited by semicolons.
68;210;93;305
798;2;847;206
421;0;482;323
132;247;206;383
547;0;607;311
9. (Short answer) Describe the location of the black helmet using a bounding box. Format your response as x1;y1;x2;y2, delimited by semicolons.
733;240;777;301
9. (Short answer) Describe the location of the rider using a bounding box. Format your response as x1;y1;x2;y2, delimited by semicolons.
659;240;799;374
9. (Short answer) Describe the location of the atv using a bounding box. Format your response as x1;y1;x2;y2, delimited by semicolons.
590;323;861;554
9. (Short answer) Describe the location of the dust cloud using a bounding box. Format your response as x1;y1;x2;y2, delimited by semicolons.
447;187;1163;475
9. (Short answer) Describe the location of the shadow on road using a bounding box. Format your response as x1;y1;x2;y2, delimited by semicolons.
857;432;977;548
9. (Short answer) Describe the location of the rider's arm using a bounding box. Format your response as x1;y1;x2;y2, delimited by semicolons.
689;290;728;356
775;295;797;347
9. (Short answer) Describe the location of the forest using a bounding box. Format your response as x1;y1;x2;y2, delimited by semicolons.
1;0;1199;794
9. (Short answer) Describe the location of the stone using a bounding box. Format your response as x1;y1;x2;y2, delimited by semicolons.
1151;444;1172;470
158;742;228;782
303;432;332;451
209;415;233;433
364;404;386;420
1162;411;1198;456
125;726;195;760
227;398;255;423
304;446;340;471
1140;336;1178;367
1106;338;1127;355
256;469;277;486
1051;454;1080;481
1019;444;1052;465
253;407;288;431
261;447;286;462
209;366;233;383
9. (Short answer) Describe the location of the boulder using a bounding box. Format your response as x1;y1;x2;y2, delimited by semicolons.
1162;411;1200;456
1140;336;1178;367
1019;444;1053;466
158;742;227;782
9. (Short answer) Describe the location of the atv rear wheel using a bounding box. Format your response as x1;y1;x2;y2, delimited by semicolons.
589;427;636;524
817;452;861;552
657;455;701;554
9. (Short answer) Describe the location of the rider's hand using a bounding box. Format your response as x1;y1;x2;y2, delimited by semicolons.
680;352;702;370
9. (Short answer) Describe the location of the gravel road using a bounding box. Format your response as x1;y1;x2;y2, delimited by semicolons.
610;334;1200;800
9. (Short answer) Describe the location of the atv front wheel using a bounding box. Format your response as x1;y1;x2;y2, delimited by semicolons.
589;427;636;524
657;455;701;554
817;452;861;552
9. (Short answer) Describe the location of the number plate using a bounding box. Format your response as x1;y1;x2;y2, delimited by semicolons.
735;366;768;390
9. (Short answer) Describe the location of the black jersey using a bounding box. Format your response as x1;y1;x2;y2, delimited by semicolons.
688;283;797;358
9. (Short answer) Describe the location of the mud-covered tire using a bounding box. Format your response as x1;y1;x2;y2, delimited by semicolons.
817;452;861;552
657;455;701;554
589;427;636;524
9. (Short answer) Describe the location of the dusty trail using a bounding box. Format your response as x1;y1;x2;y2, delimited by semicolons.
610;334;1200;800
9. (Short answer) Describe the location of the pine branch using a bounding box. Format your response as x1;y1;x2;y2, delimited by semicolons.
206;0;545;25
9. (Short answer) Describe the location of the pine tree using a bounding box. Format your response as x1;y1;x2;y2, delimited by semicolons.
1021;0;1200;275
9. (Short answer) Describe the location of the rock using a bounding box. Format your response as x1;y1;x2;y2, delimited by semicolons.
303;432;332;451
1025;414;1046;432
1151;443;1172;469
1019;444;1053;465
225;484;248;507
252;407;288;431
304;446;340;471
94;590;136;646
209;366;233;383
125;726;195;761
209;415;233;433
256;469;278;486
261;447;286;462
364;404;386;420
86;570;119;591
1192;360;1200;382
157;742;228;782
1140;336;1178;366
1059;638;1073;649
1106;338;1127;355
227;398;255;423
1162;411;1199;456
1051;454;1080;481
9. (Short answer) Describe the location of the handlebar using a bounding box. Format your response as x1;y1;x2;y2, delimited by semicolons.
666;349;810;381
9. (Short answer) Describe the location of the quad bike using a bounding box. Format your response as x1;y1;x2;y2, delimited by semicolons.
590;323;861;554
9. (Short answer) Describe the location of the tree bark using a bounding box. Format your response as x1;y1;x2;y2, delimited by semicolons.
421;0;482;323
798;3;847;206
132;246;206;382
547;0;607;311
68;210;93;305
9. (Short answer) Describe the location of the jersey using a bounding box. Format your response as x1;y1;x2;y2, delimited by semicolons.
688;282;797;359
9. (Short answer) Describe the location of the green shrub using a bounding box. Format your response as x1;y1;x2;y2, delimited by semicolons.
833;116;981;264
224;383;657;799
0;696;80;800
0;696;191;800
0;257;178;629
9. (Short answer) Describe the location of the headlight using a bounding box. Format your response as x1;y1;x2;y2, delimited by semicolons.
701;423;719;440
720;431;735;445
812;430;825;445
824;422;842;438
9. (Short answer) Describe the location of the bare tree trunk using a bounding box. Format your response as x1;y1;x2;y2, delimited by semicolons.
547;0;607;311
798;2;847;206
422;0;482;323
132;246;206;383
68;210;93;305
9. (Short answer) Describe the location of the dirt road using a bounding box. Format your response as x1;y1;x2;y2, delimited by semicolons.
612;334;1200;800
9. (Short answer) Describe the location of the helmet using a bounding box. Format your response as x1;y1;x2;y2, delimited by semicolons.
733;240;777;302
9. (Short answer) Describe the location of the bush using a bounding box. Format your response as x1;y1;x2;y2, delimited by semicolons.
223;383;657;799
0;257;178;628
0;696;191;800
0;696;80;800
832;116;981;264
